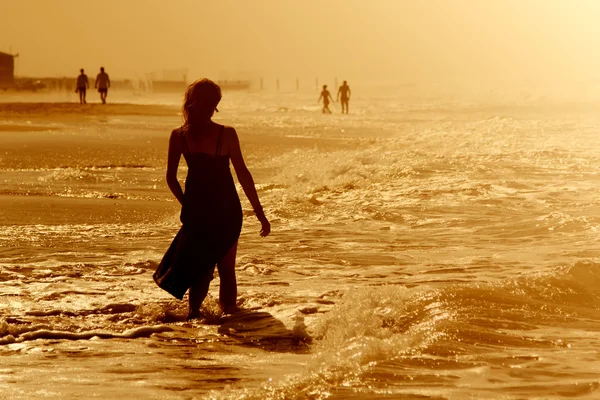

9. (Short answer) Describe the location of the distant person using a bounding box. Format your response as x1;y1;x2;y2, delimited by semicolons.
75;69;89;104
154;78;270;320
337;80;351;114
95;67;110;104
318;84;334;114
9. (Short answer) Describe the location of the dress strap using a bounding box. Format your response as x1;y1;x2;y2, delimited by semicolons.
215;125;224;156
181;130;191;156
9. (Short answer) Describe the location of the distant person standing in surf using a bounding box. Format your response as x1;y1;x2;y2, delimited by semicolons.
95;67;110;104
337;80;351;114
318;84;334;114
75;69;89;104
154;78;271;320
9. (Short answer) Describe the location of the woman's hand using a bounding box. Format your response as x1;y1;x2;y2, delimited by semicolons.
259;218;271;237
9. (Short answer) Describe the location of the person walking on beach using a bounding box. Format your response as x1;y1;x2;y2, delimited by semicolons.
337;80;351;114
95;67;110;104
75;69;89;104
154;78;271;320
318;84;334;114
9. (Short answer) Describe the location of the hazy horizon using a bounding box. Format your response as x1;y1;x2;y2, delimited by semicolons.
3;0;600;89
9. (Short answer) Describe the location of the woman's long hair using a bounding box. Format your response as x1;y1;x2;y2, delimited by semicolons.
182;79;222;133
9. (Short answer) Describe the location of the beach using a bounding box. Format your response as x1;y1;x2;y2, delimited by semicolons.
1;88;600;399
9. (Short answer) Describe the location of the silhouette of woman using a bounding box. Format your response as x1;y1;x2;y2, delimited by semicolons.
154;79;270;319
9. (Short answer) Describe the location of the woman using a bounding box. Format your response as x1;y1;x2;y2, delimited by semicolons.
154;79;270;319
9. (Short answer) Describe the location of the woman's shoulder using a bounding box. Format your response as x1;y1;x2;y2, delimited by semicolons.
219;125;240;151
168;127;186;147
170;126;186;137
220;124;238;139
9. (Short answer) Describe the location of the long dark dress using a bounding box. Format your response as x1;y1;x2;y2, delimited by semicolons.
153;126;243;300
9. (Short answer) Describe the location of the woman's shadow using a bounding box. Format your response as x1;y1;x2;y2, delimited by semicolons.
215;309;311;353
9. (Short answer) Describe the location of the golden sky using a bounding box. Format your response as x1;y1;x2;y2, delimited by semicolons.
2;0;600;85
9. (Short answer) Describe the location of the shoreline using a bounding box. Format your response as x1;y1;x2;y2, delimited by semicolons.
0;102;180;118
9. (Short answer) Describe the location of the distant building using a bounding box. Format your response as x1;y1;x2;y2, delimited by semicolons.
151;79;188;93
0;52;16;88
148;69;188;93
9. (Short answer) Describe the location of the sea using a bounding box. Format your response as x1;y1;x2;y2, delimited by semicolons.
1;84;600;399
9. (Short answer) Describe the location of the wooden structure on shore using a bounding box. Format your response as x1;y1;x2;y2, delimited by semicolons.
151;79;251;92
151;79;188;92
150;79;251;92
0;52;17;89
217;80;251;90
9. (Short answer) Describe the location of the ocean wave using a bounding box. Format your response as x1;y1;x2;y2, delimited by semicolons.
1;164;156;172
536;212;600;234
0;322;172;345
209;263;600;399
0;188;161;201
37;168;119;183
83;164;154;169
0;246;164;275
209;286;437;399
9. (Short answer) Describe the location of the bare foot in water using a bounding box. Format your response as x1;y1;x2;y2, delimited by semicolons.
186;310;204;321
222;305;241;315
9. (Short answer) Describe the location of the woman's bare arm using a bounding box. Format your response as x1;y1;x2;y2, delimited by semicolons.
228;127;270;236
166;129;185;205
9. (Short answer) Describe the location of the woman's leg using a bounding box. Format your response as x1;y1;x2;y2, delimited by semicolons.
188;273;211;319
217;242;238;313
